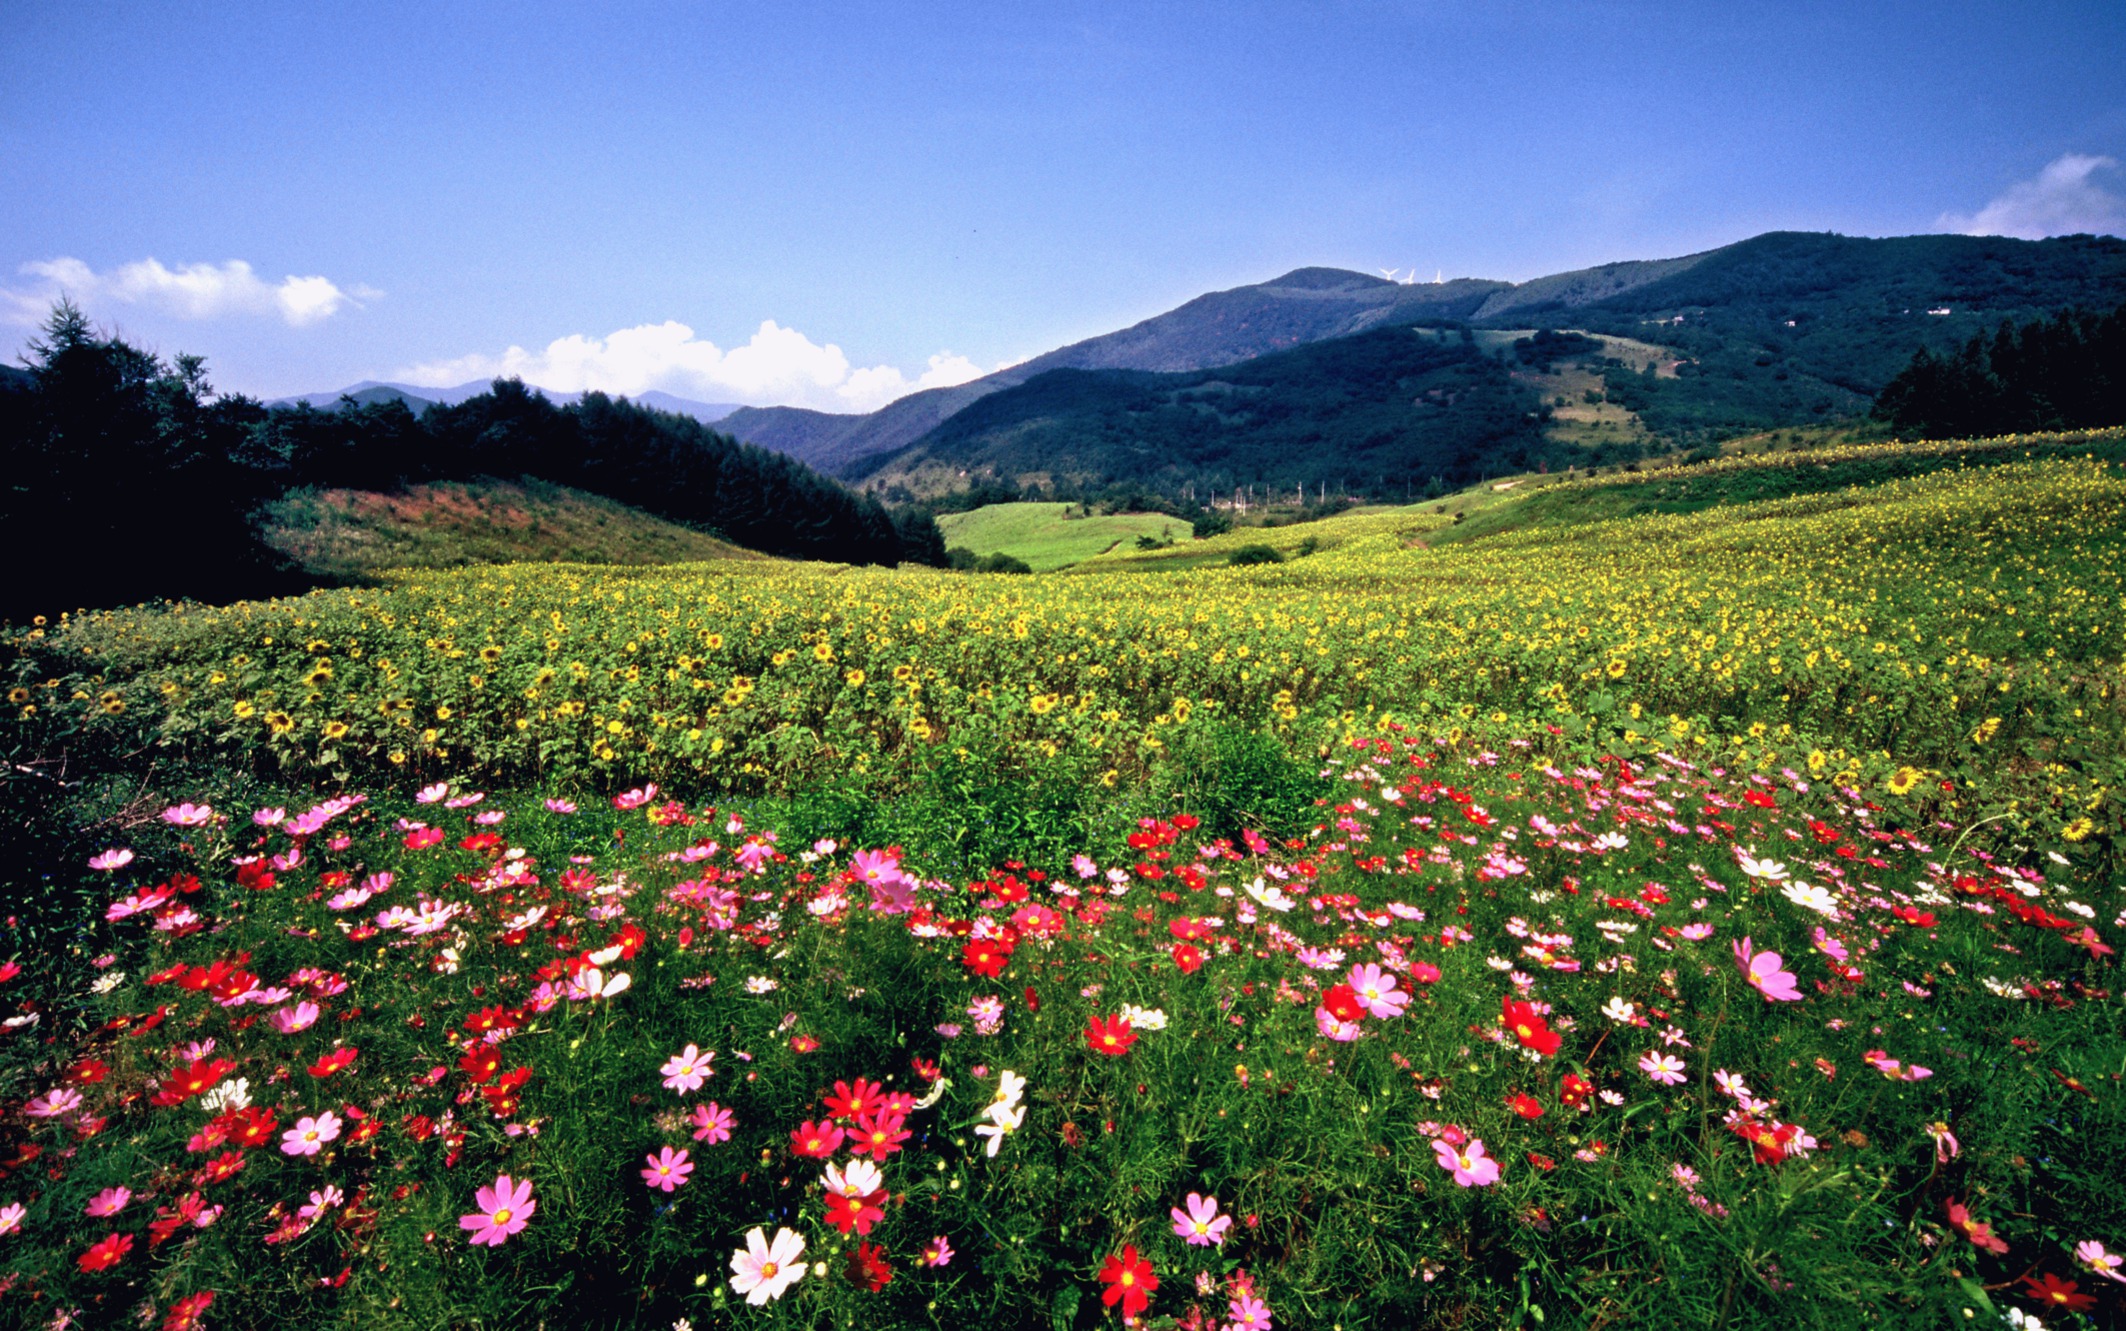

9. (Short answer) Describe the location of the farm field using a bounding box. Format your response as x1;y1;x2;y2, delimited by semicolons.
935;503;1191;572
3;434;2123;1329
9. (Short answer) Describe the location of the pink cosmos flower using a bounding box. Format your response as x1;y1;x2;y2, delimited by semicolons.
27;1088;83;1118
1314;1006;1361;1042
415;783;449;804
1228;1291;1274;1331
544;798;578;814
660;1044;714;1094
641;1145;693;1192
1434;1137;1501;1187
281;1111;342;1157
252;806;286;826
272;1001;321;1035
1926;1121;1961;1163
922;1234;955;1267
2076;1240;2126;1283
87;848;135;872
1733;936;1803;1002
1639;1052;1688;1086
1170;1192;1231;1247
690;1101;735;1144
84;1187;131;1217
298;1185;344;1221
1345;963;1409;1019
460;1173;535;1246
0;1201;23;1235
161;803;214;826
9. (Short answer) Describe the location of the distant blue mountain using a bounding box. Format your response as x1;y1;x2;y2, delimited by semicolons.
268;380;740;425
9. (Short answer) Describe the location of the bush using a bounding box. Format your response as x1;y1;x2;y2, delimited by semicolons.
1227;544;1283;566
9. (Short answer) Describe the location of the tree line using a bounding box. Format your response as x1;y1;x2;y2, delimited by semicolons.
1873;301;2126;438
0;303;946;621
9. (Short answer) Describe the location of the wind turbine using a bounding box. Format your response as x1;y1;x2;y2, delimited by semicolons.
1377;267;1403;283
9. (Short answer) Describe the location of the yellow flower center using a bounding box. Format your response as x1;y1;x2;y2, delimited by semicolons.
492;1207;512;1225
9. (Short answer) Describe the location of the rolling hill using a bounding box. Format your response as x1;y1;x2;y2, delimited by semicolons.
270;380;741;425
723;231;2126;477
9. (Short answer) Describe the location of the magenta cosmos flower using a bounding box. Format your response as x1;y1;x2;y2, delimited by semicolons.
460;1174;535;1246
281;1111;342;1156
1733;936;1803;1002
642;1145;693;1192
1345;963;1409;1018
1170;1192;1231;1247
84;1187;131;1217
660;1044;714;1094
1434;1137;1502;1187
1639;1052;1688;1086
690;1101;735;1144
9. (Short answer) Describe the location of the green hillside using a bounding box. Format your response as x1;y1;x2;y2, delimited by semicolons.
257;477;765;580
933;501;1188;571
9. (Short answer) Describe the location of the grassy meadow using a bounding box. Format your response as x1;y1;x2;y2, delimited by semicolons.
935;503;1190;572
2;432;2123;1329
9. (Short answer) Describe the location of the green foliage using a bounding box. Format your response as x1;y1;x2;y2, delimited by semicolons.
1226;544;1283;566
1875;302;2126;437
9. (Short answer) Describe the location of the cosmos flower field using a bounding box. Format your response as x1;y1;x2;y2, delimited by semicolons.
1;442;2122;1328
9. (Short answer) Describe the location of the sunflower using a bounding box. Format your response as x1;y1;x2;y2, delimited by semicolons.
1887;766;1922;796
322;720;350;740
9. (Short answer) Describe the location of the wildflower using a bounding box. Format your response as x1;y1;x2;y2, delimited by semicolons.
975;1103;1025;1157
847;1240;894;1291
690;1102;735;1144
84;1187;131;1217
661;1044;714;1094
1732;937;1802;1002
641;1145;693;1192
1639;1052;1688;1086
0;1202;23;1235
1120;1004;1168;1031
1171;942;1205;973
2074;1240;2125;1283
1346;963;1409;1018
1600;996;1637;1024
1507;1092;1545;1119
2021;1273;2097;1312
272;1001;321;1035
163;1291;217;1330
1086;1013;1138;1057
1500;998;1562;1056
88;848;135;872
1171;1193;1231;1247
823;1187;886;1236
298;1185;344;1221
922;1235;955;1267
1434;1137;1501;1187
27;1087;83;1118
78;1231;133;1272
457;1173;535;1241
1098;1244;1158;1320
849;1109;910;1160
162;803;215;826
1781;880;1841;919
730;1226;807;1305
1945;1199;2009;1255
308;1047;358;1078
790;1119;847;1158
281;1111;342;1157
1736;851;1789;881
1228;1291;1274;1330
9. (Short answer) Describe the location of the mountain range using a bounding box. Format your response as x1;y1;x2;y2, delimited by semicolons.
723;230;2126;483
268;380;740;425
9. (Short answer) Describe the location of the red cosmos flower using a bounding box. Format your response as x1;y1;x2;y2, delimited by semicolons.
607;922;647;960
1507;1092;1545;1120
1322;984;1366;1025
1086;1014;1138;1057
824;1077;887;1121
1526;1151;1557;1171
1945;1199;2010;1255
824;1189;887;1236
1500;999;1562;1057
309;1047;359;1078
1728;1117;1798;1165
463;1005;521;1036
1098;1244;1158;1319
1168;917;1211;942
162;1290;216;1331
850;1110;910;1160
236;861;276;892
1024;986;1041;1012
911;1057;943;1084
78;1231;133;1273
153;1057;237;1108
218;1106;279;1150
1558;1073;1593;1109
193;1150;248;1188
961;939;1013;979
847;1241;894;1292
1170;943;1204;974
790;1119;847;1158
458;1046;501;1085
2021;1273;2097;1312
65;1058;109;1085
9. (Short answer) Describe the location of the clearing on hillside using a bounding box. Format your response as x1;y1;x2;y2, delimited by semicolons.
935;501;1187;571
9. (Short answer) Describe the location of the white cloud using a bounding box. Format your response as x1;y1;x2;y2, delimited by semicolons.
1939;154;2126;240
3;256;369;327
396;320;991;414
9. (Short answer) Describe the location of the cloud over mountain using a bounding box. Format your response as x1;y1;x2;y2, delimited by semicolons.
1940;154;2126;240
3;257;371;327
395;319;990;413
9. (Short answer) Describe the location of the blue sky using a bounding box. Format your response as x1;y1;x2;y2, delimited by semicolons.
4;1;2123;408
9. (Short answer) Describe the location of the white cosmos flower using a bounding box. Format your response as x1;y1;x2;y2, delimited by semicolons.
1736;851;1790;881
1600;996;1637;1023
1781;880;1841;919
974;1103;1026;1157
729;1225;806;1305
